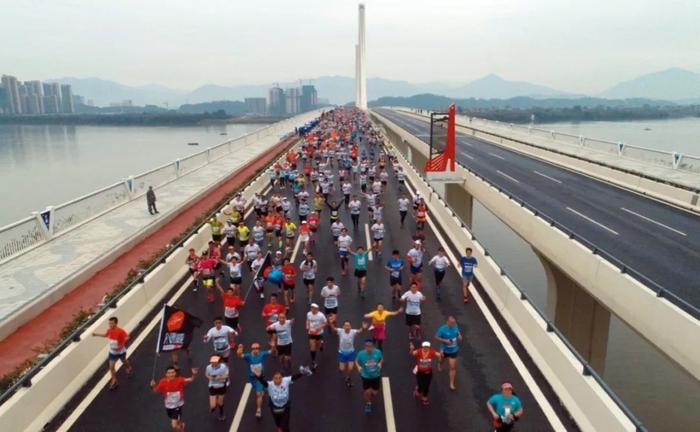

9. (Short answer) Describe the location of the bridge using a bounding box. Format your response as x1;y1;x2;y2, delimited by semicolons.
1;4;698;432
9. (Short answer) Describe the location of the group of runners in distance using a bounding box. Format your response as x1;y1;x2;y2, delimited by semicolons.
93;107;524;432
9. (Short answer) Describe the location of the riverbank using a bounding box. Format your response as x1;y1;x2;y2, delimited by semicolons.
0;113;287;126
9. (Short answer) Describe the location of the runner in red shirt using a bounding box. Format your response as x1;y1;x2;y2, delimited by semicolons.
264;214;276;247
299;220;311;254
196;251;218;302
262;293;286;345
217;284;244;332
415;202;428;231
150;366;198;432
185;248;200;292
274;212;285;249
412;341;442;405
280;257;298;306
92;316;133;390
307;213;320;248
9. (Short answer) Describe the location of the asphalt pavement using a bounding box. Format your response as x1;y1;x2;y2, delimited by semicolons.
377;109;700;311
58;134;577;432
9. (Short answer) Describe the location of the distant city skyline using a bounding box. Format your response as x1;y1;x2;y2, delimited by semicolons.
1;0;698;95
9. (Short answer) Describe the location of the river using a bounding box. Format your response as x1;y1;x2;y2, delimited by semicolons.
0;123;261;227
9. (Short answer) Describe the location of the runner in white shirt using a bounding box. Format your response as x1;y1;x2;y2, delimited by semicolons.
244;239;261;269
337;228;353;276
400;282;427;351
370;219;385;256
253;366;313;432
396;167;406;190
406;241;425;285
205;355;229;421
299;252;318;305
232;193;246;212
428;247;451;300
330;220;345;245
342;181;353;206
320;277;341;326
251;251;266;299
379;171;389;192
371;179;382;195
306;304;328;369
330;320;367;387
372;202;383;223
253;221;265;247
203;317;238;361
398;194;410;228
281;196;292;218
267;312;294;373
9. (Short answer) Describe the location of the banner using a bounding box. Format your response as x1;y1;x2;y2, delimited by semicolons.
155;305;203;353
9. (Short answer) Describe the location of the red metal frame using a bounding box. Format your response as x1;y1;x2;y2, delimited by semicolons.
424;104;456;173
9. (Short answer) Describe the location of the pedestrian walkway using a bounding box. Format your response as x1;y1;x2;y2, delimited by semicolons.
59;108;577;432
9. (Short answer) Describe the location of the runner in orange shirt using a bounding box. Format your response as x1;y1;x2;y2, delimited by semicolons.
92;316;133;390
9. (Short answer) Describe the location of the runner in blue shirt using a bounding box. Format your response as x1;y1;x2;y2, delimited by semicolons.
355;340;383;413
487;382;523;431
459;247;478;303
434;316;462;391
351;245;370;298
385;249;405;300
237;342;270;419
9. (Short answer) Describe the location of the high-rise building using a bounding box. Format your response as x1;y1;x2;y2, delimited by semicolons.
268;86;285;116
25;81;45;114
0;87;7;114
300;85;318;112
43;82;62;114
284;88;301;115
244;97;267;115
60;84;74;113
1;75;23;114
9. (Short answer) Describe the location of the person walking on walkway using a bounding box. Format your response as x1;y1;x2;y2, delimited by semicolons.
147;186;159;215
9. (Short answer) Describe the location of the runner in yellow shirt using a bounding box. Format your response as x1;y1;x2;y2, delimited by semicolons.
363;304;402;350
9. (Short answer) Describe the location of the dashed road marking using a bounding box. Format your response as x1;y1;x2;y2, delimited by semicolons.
533;170;562;184
496;170;520;184
567;207;619;236
621;207;686;236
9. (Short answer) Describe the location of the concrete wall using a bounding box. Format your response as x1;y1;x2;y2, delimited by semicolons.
0;141;299;432
373;110;700;383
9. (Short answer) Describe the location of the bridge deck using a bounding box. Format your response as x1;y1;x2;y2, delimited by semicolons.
54;127;576;432
379;109;700;312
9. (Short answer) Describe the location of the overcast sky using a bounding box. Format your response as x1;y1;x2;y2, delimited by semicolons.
2;0;698;94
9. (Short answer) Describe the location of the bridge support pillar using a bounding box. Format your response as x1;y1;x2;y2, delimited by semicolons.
536;250;610;373
444;182;473;228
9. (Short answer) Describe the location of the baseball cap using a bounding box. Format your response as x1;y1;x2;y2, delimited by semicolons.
310;303;319;308
501;382;513;390
421;341;431;348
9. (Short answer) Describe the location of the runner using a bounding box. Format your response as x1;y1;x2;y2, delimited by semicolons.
415;200;428;231
216;284;244;332
262;293;287;345
326;199;342;225
350;245;370;298
264;212;276;248
337;227;353;275
341;180;353;206
487;382;524;431
330;219;345;247
385;249;405;299
348;194;362;229
92;316;133;390
284;218;297;251
253;219;265;248
297;198;310;223
355;339;383;414
370;218;385;256
205;355;229;421
196;250;217;302
435;316;463;391
397;193;410;228
406;240;425;286
266;312;294;374
223;219;237;248
150;366;198;432
307;212;320;249
298;220;311;254
329;320;366;387
237;343;271;419
400;282;427;351
460;247;478;303
320;277;341;326
306;303;328;370
237;221;251;250
222;253;243;294
396;166;406;190
185;248;200;292
363;304;402;350
203;317;237;362
299;252;318;305
280;257;297;306
412;341;442;405
428;247;451;300
209;218;223;243
253;366;313;432
251;250;267;299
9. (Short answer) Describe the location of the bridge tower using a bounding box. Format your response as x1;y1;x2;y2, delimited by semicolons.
355;4;367;110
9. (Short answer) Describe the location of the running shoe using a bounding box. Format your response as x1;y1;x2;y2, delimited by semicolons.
260;292;265;299
255;409;262;419
207;293;214;302
421;396;430;405
364;403;372;413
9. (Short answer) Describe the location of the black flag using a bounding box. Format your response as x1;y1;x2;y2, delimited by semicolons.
155;305;203;353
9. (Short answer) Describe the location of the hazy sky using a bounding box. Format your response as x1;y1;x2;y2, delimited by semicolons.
2;0;698;94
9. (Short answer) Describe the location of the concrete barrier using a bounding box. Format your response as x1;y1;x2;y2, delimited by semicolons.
0;138;300;432
373;111;654;431
374;110;700;382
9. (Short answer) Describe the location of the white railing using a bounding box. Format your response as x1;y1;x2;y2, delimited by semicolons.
0;112;318;262
398;107;700;177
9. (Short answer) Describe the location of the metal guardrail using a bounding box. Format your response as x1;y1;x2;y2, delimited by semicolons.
376;117;649;431
0;130;303;407
0;115;307;262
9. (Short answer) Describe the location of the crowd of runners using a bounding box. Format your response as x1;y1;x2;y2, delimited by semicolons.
95;107;524;432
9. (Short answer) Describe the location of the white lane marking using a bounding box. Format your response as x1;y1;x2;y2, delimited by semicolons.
364;223;374;261
382;377;397;432
396;151;566;431
229;383;252;432
488;152;505;160
620;207;687;237
57;277;194;432
533;170;562;184
496;170;520;184
290;232;303;262
566;207;619;236
459;151;475;161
